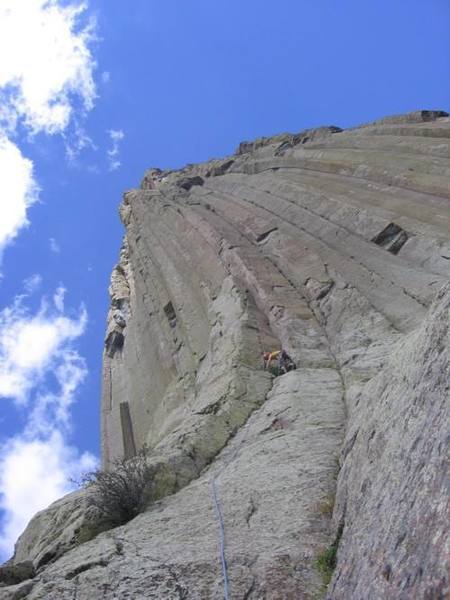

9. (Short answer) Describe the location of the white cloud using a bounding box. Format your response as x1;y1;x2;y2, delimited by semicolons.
0;0;96;257
0;136;39;254
109;129;125;143
101;71;110;84
64;122;97;163
107;128;125;171
0;3;100;559
26;349;87;436
49;237;61;254
0;291;87;403
53;286;66;312
23;274;43;294
0;286;93;560
0;0;96;135
0;431;97;560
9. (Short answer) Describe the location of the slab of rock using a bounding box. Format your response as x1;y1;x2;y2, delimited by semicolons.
1;368;345;599
329;284;450;600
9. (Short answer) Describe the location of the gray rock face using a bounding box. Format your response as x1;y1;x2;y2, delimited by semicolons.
2;110;449;599
329;284;450;600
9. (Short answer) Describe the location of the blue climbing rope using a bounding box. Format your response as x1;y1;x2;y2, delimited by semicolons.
210;315;266;599
211;476;230;600
210;420;255;599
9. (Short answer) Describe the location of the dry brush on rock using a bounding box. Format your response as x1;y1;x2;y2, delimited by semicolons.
81;445;155;528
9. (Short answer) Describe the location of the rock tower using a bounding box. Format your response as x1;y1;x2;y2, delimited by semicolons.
2;110;449;599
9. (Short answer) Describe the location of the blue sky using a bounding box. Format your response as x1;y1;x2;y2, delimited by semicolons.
0;0;448;560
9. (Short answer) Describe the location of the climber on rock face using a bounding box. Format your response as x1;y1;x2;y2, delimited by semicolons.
262;350;280;370
263;349;296;374
278;349;296;374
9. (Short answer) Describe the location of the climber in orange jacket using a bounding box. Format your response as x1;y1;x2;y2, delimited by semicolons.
262;350;281;370
263;349;297;373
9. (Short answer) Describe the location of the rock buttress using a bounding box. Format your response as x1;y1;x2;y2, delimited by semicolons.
3;110;449;600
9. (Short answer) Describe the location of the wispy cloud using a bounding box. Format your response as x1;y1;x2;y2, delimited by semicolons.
49;237;61;254
107;129;125;171
0;0;97;257
23;274;43;294
64;122;97;164
0;286;94;559
53;286;66;313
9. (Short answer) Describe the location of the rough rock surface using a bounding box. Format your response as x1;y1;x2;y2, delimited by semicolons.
329;284;450;599
2;110;449;599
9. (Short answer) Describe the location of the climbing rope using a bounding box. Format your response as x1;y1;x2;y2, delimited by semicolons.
210;291;270;599
210;475;230;600
210;417;258;599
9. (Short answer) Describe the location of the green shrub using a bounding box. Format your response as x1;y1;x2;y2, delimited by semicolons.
82;445;155;527
315;524;343;585
268;365;281;377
